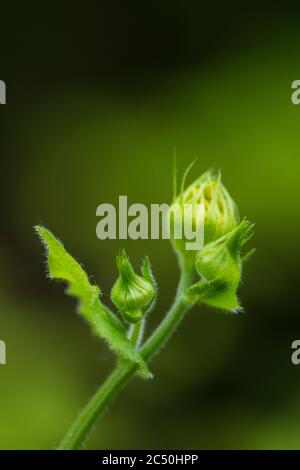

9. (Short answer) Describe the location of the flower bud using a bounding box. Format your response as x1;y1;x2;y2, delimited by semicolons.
191;218;254;311
169;169;240;263
111;250;156;324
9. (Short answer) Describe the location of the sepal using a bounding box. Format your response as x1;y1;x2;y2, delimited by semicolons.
189;219;254;312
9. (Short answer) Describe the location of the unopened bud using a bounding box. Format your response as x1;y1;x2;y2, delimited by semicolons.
170;169;240;264
111;250;156;323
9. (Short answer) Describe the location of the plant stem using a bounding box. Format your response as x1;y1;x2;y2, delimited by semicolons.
128;320;144;347
58;259;194;450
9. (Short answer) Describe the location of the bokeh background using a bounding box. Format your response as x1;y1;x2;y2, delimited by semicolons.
1;1;300;449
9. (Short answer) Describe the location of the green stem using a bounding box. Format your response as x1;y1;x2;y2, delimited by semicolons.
58;259;194;450
128;320;144;347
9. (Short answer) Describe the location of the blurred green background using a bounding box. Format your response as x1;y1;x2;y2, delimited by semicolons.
1;1;300;449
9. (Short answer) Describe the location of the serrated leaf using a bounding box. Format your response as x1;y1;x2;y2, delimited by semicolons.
35;225;151;378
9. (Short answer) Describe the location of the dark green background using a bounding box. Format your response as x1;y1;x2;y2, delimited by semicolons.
1;2;300;449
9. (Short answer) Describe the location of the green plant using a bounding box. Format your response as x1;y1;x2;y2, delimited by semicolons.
35;165;254;449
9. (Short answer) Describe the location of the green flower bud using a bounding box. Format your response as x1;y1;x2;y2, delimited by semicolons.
169;169;240;265
111;250;156;324
189;218;254;311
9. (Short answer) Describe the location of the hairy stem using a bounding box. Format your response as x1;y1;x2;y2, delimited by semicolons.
128;319;144;347
58;259;194;450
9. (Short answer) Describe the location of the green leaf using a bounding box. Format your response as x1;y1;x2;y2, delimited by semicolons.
35;226;151;378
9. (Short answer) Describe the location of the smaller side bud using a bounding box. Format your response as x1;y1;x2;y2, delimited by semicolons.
111;250;156;323
188;219;254;311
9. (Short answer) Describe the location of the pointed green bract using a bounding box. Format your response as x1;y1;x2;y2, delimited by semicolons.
35;226;151;378
189;219;254;312
141;255;156;290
